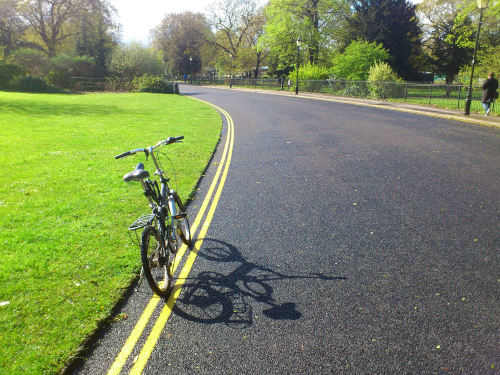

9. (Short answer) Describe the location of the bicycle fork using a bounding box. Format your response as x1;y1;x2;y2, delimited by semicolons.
167;191;182;237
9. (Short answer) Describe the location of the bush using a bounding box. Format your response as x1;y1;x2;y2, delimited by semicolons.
0;63;24;89
8;48;49;76
341;83;367;97
132;75;174;94
331;40;390;81
8;76;63;93
297;62;331;80
367;61;403;99
47;54;74;87
104;77;134;92
46;54;97;88
107;43;165;79
71;56;95;77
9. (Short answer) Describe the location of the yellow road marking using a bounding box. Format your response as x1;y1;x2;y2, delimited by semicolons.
129;104;234;374
106;99;234;375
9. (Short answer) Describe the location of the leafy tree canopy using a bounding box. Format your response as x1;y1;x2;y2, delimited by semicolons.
345;0;423;80
151;12;209;76
259;0;350;68
417;0;474;83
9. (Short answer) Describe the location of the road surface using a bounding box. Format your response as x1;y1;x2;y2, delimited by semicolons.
72;85;500;374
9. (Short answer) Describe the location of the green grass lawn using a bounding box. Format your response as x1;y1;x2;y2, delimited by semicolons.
0;92;221;374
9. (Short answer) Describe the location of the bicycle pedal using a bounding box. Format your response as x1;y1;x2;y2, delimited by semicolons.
173;213;187;219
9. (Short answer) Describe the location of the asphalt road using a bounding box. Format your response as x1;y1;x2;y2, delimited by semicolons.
72;85;500;374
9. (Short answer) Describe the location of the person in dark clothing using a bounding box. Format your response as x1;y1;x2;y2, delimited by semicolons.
481;72;499;116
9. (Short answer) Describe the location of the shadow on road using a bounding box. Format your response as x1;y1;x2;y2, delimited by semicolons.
172;239;346;327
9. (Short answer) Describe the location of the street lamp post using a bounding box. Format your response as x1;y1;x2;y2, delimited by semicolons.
189;56;193;84
295;38;301;95
464;0;490;115
229;52;233;89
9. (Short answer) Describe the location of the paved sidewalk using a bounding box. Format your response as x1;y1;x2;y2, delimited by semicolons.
297;90;500;127
186;83;500;128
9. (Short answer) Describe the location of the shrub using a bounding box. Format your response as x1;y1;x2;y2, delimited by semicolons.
331;40;390;81
341;83;366;97
367;61;403;99
297;62;331;80
132;75;174;94
107;43;164;79
8;76;62;93
47;54;73;87
0;63;24;89
104;77;133;92
8;48;49;76
71;56;96;77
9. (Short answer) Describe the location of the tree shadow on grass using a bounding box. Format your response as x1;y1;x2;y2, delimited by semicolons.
0;98;125;118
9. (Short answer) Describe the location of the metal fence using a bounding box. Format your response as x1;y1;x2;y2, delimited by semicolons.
50;77;135;92
55;75;495;115
181;76;496;115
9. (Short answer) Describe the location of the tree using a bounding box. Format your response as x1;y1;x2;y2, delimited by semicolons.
241;8;267;78
202;0;261;73
451;0;500;50
331;40;390;80
259;0;350;68
345;0;423;80
151;12;209;76
106;42;164;78
0;0;27;55
17;0;117;57
417;0;473;83
75;0;118;77
451;0;500;83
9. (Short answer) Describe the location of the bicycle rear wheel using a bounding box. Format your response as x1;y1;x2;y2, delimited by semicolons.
173;193;191;246
140;226;172;297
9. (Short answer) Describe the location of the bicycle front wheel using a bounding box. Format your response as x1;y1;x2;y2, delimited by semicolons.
173;193;191;246
140;226;172;297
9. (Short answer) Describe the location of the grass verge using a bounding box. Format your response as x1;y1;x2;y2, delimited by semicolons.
0;92;221;374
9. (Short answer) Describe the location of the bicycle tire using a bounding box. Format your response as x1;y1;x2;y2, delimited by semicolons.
140;226;172;297
173;193;192;246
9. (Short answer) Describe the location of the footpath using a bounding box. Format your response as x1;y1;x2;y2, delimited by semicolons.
191;83;500;128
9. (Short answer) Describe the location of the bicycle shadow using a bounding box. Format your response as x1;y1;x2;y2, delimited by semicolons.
172;239;347;327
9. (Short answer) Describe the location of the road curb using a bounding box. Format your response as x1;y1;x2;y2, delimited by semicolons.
180;83;500;128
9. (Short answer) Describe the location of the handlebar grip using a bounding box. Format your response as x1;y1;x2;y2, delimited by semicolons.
115;151;131;159
165;136;184;144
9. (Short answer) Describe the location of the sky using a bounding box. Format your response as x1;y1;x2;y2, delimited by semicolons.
112;0;422;44
111;0;213;43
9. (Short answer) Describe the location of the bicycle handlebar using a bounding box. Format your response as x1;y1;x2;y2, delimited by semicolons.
114;136;184;159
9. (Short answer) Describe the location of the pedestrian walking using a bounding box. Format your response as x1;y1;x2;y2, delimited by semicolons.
481;72;499;116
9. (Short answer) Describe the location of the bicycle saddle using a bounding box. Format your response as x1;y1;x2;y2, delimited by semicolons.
123;163;150;182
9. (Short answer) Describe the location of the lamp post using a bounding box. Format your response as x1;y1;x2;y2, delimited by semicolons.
464;0;490;115
295;38;301;95
229;52;233;88
189;56;193;84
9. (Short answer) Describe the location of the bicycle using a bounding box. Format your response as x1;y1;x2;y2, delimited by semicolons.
115;136;191;297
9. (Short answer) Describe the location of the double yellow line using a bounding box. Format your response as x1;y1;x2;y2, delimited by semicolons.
107;99;234;375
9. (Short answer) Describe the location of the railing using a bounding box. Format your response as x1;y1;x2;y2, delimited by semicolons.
178;76;496;115
50;75;495;115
